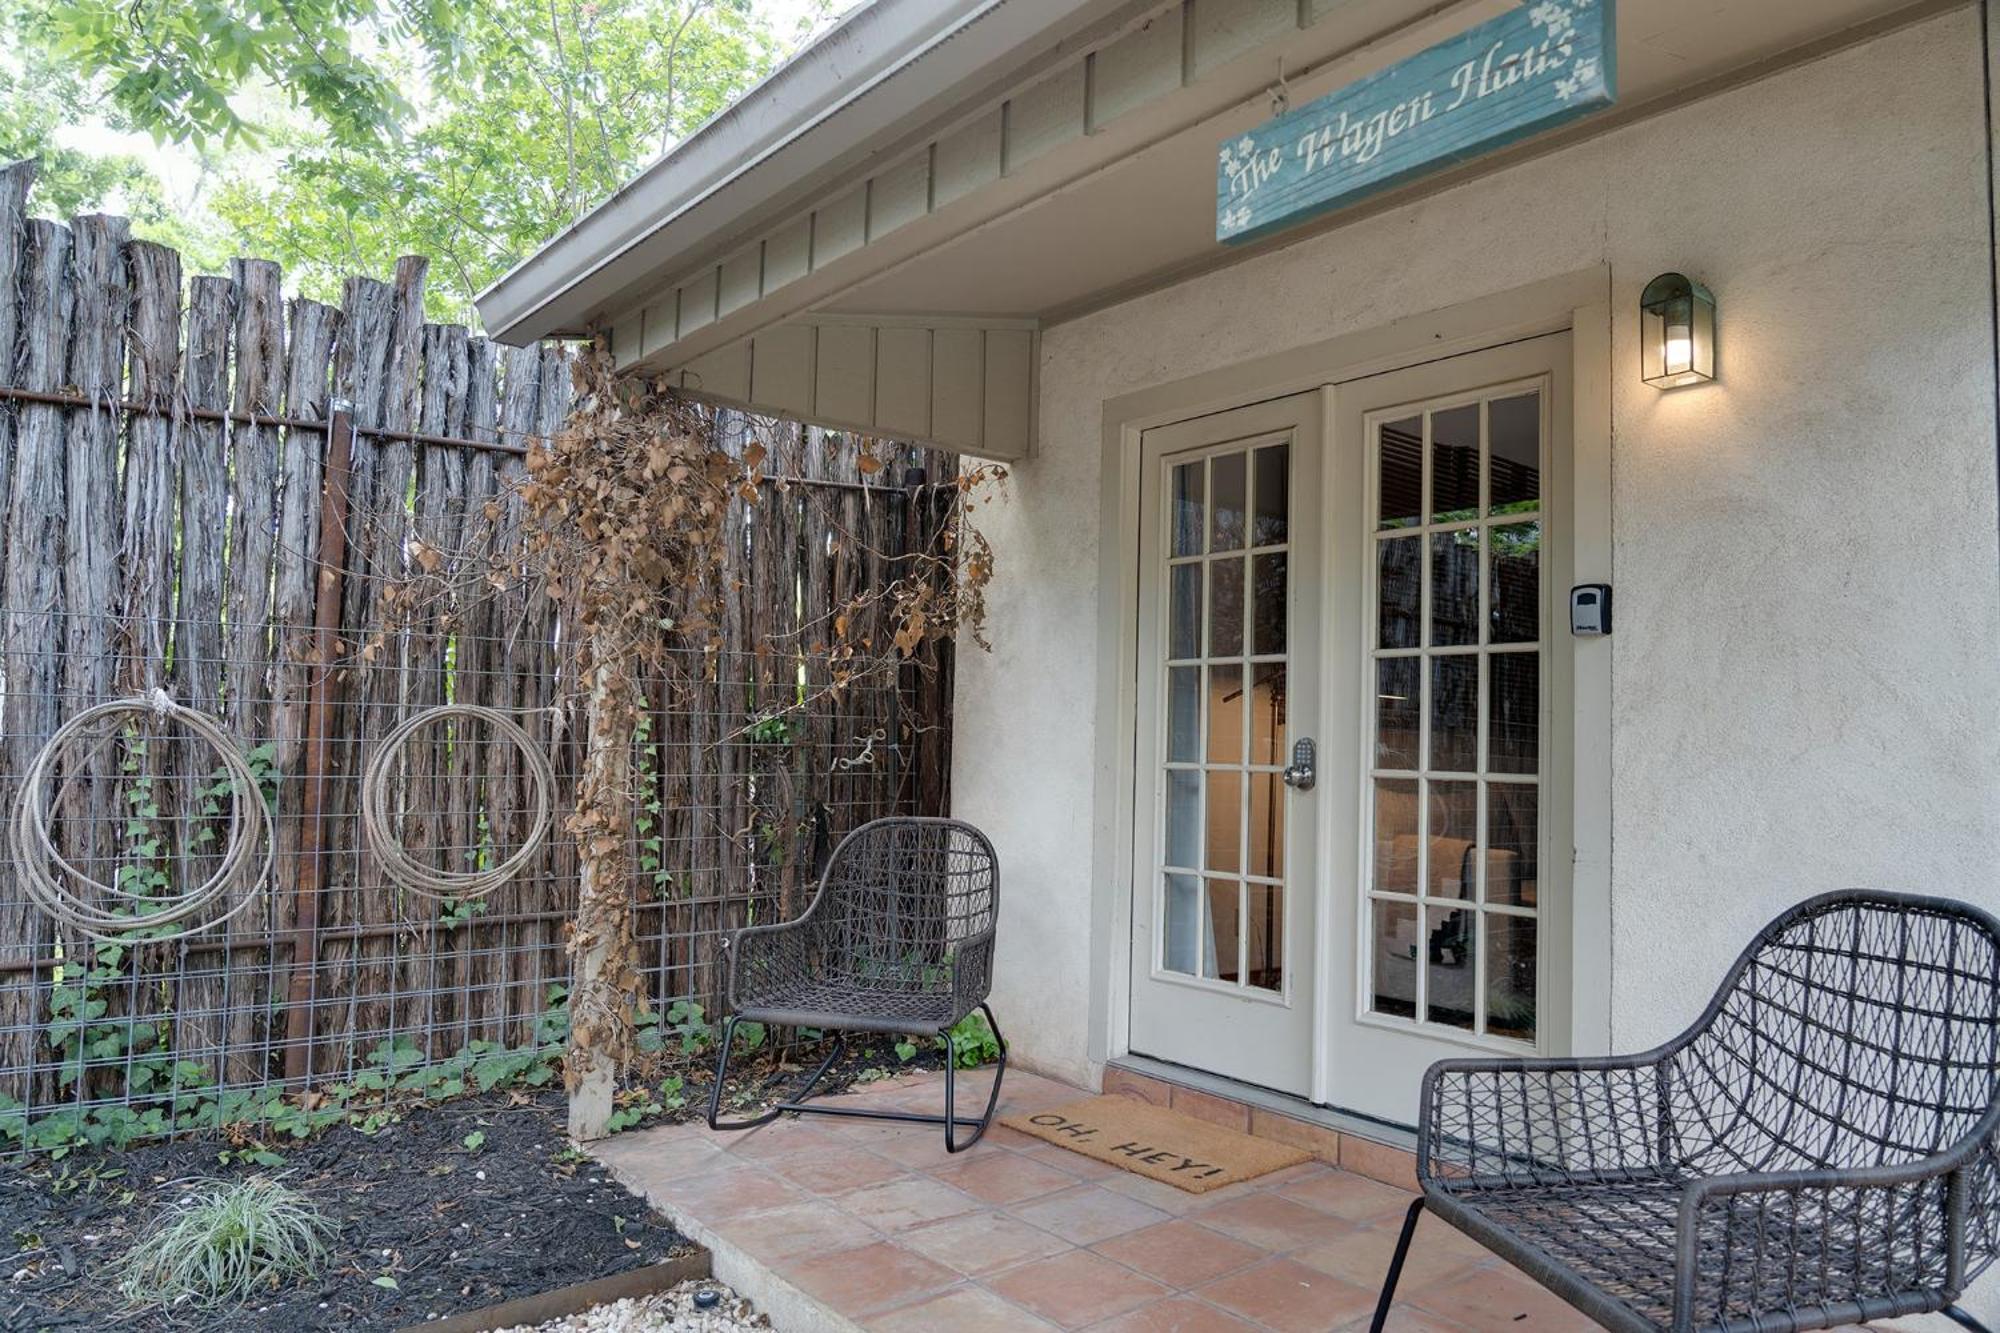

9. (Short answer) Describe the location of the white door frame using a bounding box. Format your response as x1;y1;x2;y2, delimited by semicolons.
1087;266;1614;1109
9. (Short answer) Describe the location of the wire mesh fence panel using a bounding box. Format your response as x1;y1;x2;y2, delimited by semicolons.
0;161;957;1151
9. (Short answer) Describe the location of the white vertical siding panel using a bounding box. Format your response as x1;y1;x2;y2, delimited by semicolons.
1191;0;1297;77
814;324;876;427
982;328;1035;460
875;326;933;438
751;323;817;417
935;108;1005;209
870;153;931;239
1008;64;1088;171
718;246;762;317
681;341;751;402
813;186;869;267
932;328;986;451
677;269;718;337
763;215;813;291
1093;9;1186;127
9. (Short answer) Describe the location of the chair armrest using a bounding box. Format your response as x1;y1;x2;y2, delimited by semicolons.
723;919;814;1012
1671;1158;1973;1328
1421;1055;1671;1190
948;931;996;1023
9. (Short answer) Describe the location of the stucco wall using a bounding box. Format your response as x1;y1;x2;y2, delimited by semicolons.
954;6;2000;1093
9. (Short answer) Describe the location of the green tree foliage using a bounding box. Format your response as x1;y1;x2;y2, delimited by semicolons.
35;0;475;148
210;0;782;319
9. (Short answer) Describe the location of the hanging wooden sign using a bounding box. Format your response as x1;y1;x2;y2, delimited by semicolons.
1217;0;1616;245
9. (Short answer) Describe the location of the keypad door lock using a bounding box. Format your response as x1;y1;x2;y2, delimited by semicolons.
1282;738;1316;791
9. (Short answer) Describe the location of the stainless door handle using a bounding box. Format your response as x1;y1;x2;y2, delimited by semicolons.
1282;738;1316;791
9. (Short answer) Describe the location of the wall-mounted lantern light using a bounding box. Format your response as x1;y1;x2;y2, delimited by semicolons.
1640;273;1716;389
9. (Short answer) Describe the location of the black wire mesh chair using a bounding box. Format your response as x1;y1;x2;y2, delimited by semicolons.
705;816;1007;1152
1372;890;2000;1333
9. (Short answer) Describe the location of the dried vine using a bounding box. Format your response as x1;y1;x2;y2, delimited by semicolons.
508;346;1004;1135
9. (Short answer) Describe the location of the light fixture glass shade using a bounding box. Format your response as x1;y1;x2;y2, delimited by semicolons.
1640;273;1715;388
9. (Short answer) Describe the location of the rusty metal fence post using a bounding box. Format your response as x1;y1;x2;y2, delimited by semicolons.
282;402;354;1084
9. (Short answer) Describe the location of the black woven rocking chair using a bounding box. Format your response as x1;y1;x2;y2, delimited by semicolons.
705;816;1007;1152
1372;889;2000;1333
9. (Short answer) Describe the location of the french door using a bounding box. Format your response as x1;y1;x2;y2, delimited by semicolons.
1128;393;1324;1096
1127;335;1571;1124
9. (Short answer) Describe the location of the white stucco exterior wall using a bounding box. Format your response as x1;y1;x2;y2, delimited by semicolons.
954;6;2000;1092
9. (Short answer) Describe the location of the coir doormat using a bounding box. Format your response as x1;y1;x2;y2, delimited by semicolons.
1001;1095;1309;1193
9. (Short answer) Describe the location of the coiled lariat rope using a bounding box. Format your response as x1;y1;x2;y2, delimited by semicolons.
12;690;275;943
359;704;555;901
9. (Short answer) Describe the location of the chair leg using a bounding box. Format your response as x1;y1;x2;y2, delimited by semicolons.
1945;1306;1993;1333
706;1018;847;1132
1368;1196;1426;1333
943;1003;1009;1154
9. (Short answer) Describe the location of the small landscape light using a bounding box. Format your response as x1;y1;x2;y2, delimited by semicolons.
1640;272;1716;389
693;1288;721;1310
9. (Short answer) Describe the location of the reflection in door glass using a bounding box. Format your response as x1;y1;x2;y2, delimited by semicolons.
1253;446;1289;545
1159;437;1290;992
1371;899;1419;1020
1250;663;1287;766
1164;873;1201;974
1210;453;1247;552
1173;462;1206;556
1205;879;1241;982
1486;913;1537;1041
1430;403;1480;523
1248;884;1283;992
1378;417;1422;529
1366;382;1544;1045
1425;905;1476;1031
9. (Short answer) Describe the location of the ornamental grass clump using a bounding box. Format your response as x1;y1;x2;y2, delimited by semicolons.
118;1177;335;1310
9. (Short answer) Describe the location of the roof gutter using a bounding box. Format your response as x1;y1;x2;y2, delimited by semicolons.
476;0;1111;344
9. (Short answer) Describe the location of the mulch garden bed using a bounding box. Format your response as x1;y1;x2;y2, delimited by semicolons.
0;1036;943;1332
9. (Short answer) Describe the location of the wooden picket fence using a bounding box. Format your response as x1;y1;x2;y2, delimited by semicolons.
0;160;957;1130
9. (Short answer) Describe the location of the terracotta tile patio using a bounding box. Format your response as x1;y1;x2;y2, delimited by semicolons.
593;1066;1896;1332
590;1067;1562;1331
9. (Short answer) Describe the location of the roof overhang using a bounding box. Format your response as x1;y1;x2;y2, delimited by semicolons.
477;0;1949;460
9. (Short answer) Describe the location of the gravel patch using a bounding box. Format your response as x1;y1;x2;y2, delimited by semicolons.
492;1279;768;1332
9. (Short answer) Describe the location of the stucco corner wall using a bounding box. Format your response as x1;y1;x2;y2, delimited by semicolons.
951;5;2000;1087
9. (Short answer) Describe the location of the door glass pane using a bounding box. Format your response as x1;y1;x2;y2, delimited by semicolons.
1210;452;1247;552
1163;873;1201;974
1170;563;1201;659
1209;558;1244;656
1166;770;1199;868
1205;879;1241;981
1488;654;1538;774
1486;913;1537;1041
1365;379;1546;1044
1248;772;1283;879
1424;905;1475;1030
1487;784;1538;908
1371;899;1419;1019
1377;537;1420;649
1247;884;1283;992
1490;521;1540;644
1430;403;1480;522
1252;553;1286;655
1372;778;1419;894
1252;444;1288;546
1429;530;1479;647
1207;664;1244;764
1168;666;1202;762
1426;780;1478;899
1375;658;1420;770
1250;662;1286;766
1206;770;1241;873
1489;393;1540;516
1173;461;1206;555
1378;416;1422;529
1429;656;1478;773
